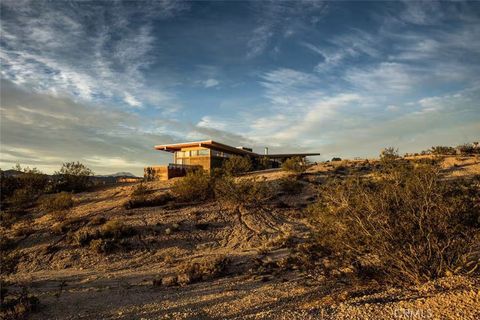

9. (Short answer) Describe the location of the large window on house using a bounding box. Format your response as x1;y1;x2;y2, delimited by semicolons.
176;149;210;159
198;149;209;156
212;150;235;158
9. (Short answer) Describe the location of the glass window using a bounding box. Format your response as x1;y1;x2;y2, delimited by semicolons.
191;150;198;156
199;149;209;156
176;158;183;165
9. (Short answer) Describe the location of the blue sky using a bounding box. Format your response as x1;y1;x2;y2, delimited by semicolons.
1;0;479;175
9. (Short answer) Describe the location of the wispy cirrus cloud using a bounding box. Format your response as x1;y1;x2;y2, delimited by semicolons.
0;0;188;109
246;0;328;58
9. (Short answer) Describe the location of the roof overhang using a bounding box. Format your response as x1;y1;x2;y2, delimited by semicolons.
154;140;258;156
154;140;320;158
266;153;320;159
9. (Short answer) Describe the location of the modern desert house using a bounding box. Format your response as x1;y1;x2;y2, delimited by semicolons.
145;140;319;180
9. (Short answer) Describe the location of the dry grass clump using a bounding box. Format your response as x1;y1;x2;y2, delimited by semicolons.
214;176;274;209
100;220;135;238
131;183;149;197
177;255;231;285
0;237;20;275
7;188;38;211
72;220;136;254
124;182;176;210
124;192;173;209
171;170;214;202
88;216;107;226
89;239;117;254
39;192;74;213
153;255;230;287
278;176;304;195
308;161;480;285
281;156;307;173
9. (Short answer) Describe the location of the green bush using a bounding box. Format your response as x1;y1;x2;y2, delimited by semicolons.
1;165;49;210
54;162;94;193
222;156;252;176
7;188;37;210
430;146;457;155
379;147;400;162
258;156;271;170
308;162;480;285
456;143;480;155
171;170;214;202
214;176;273;209
281;157;307;173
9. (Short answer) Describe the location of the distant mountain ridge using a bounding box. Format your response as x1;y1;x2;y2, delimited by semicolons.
1;169;139;179
95;172;138;178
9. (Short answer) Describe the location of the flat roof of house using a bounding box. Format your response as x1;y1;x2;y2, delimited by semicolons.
154;140;320;158
154;140;257;156
266;153;321;159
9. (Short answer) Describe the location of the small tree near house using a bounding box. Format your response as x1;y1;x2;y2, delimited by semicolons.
54;162;94;193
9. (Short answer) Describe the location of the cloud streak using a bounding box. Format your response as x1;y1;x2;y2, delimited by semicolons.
0;0;187;109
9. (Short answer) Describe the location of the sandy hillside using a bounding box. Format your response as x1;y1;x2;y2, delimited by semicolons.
2;156;479;319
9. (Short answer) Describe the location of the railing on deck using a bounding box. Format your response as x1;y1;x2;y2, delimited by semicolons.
167;163;202;170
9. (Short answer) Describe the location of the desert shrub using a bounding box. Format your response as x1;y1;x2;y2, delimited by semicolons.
73;231;94;246
214;176;273;209
430;146;456;155
1;166;49;211
131;183;149;197
54;162;93;193
331;157;342;162
0;211;19;227
0;237;17;253
51;222;68;235
0;252;20;275
89;216;107;226
379;147;400;162
73;220;136;248
258;156;271;170
281;157;307;173
0;173;19;207
89;239;116;254
171;170;214;202
39;192;74;212
100;220;135;238
177;255;230;285
456;143;480;155
334;165;348;174
12;224;34;237
7;188;37;210
0;283;40;320
222;156;252;176
124;192;173;209
279;176;304;195
308;162;480;285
